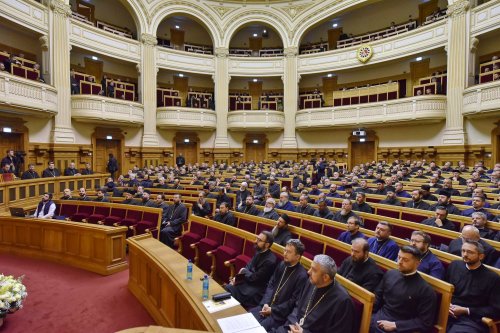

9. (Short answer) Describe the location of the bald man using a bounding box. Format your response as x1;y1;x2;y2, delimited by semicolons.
447;225;498;266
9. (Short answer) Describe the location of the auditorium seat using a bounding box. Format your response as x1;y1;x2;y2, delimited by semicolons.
118;210;142;237
324;244;350;265
237;218;257;233
102;207;127;226
227;241;255;278
178;221;207;261
132;211;161;236
193;227;225;273
300;236;324;260
209;233;245;283
87;205;110;224
301;219;322;234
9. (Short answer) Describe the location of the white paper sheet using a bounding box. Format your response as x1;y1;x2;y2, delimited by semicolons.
217;313;266;333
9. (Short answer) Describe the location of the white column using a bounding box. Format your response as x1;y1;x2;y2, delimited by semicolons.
282;47;298;149
49;0;75;143
140;33;159;147
442;0;470;145
214;47;230;148
39;35;51;85
467;37;479;87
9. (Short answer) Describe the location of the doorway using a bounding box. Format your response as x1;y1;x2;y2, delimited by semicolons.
95;139;121;174
351;141;376;167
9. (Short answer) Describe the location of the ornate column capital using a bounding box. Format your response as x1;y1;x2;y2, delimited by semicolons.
215;47;229;58
283;47;298;58
39;35;49;51
50;0;72;17
141;33;158;47
470;37;479;52
446;0;470;18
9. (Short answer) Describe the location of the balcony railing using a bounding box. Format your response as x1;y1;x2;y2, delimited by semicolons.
71;95;144;125
295;96;446;129
463;80;500;116
0;72;57;116
0;0;48;33
156;107;217;130
227;110;285;131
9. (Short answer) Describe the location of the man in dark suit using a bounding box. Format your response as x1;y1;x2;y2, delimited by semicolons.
107;154;118;179
176;153;185;167
160;194;188;248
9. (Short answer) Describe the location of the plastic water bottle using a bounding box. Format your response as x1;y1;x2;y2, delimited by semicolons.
186;259;193;280
202;274;209;300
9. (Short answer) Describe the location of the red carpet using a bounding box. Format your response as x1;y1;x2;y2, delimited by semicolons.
0;253;155;333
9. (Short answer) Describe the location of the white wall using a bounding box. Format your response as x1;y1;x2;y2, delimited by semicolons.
0;21;42;64
465;118;497;145
156;16;213;46
70;49;138;79
229;25;283;48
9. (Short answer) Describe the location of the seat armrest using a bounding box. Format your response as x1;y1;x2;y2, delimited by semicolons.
482;317;499;333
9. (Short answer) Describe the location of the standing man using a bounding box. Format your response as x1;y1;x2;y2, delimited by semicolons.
226;231;277;308
107;153;118;179
1;149;17;175
370;246;437;333
160;194;188;248
250;239;309;331
176;153;185;167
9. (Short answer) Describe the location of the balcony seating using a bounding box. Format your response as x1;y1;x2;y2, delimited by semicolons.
299;42;329;55
184;43;213;55
299;92;323;109
333;82;399;107
229;95;252;111
157;87;181;107
187;91;213;109
337;20;417;49
96;20;133;39
479;56;500;84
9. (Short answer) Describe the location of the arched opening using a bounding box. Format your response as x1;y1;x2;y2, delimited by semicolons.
69;0;139;39
156;14;214;55
228;23;283;57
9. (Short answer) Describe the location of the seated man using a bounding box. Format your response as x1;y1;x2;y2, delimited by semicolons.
405;189;431;210
353;192;373;214
313;199;333;219
42;161;61;178
160;194;188;248
21;163;40;180
379;190;402;206
295;195;315;216
277;192;295;212
447;225;497;266
121;191;137;205
429;189;461;215
461;196;495;221
237;195;260;216
93;188;109;202
410;231;445;280
338;216;365;244
394;182;411;198
64;162;81;176
332;199;359;224
33;193;56;219
271;214;293;246
471;212;496;240
259;198;280;220
213;202;235;227
368;222;400;261
338;238;383;292
60;188;74;200
250;239;309;331
192;191;212;217
421;206;456;231
77;187;91;201
446;240;500;333
370;246;437;333
226;231;277;308
272;254;356;333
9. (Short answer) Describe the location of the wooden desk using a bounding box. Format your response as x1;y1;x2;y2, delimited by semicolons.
127;234;247;332
0;216;128;275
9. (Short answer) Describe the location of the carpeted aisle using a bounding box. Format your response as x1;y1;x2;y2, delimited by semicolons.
1;253;155;333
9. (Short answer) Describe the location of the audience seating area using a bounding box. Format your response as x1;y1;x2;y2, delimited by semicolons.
299;41;329;55
299;91;324;109
228;48;284;57
184;43;213;55
413;73;447;96
187;91;214;109
229;94;252;111
0;50;42;82
157;87;181;107
479;56;500;84
333;82;399;107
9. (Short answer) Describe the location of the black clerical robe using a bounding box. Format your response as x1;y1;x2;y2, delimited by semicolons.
214;211;236;227
273;227;292;246
250;262;308;331
260;209;280;221
421;217;456;231
338;257;383;292
332;210;358;224
371;269;437;333
160;203;188;247
237;204;260;216
446;261;500;333
353;201;373;214
273;280;356;333
226;249;277;308
295;204;315;216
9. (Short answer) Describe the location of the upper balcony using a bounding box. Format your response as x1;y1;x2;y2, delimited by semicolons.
0;0;48;34
227;110;285;131
71;95;144;126
298;20;447;74
295;95;447;129
463;80;500;117
471;0;500;37
0;71;57;117
156;48;215;75
69;19;141;63
228;57;284;77
156;107;217;130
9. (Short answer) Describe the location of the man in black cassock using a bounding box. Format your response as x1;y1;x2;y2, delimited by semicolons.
447;225;498;266
175;153;185;167
213;202;235;227
250;239;308;331
225;231;277;308
272;254;356;333
446;240;500;333
370;245;437;333
159;194;188;247
338;238;384;292
271;214;292;246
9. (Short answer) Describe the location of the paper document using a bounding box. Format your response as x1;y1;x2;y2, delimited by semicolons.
217;313;266;333
202;296;240;313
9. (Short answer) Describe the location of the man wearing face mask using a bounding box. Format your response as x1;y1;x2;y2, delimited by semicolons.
236;182;251;209
260;198;280;221
33;192;56;219
226;231;277;308
238;195;260;216
250;239;308;331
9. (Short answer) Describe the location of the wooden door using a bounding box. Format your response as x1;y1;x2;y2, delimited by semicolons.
351;141;375;167
245;142;266;162
77;0;95;21
0;132;22;173
176;142;197;165
95;139;121;174
84;57;103;83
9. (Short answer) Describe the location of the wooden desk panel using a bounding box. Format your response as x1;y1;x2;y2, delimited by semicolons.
127;235;246;332
0;216;127;275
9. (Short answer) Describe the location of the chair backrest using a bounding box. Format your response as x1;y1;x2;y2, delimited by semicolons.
190;221;207;237
93;205;110;216
301;219;322;234
224;233;244;253
77;205;94;215
237;218;257;233
205;227;224;245
300;236;325;260
110;207;127;218
126;209;143;220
